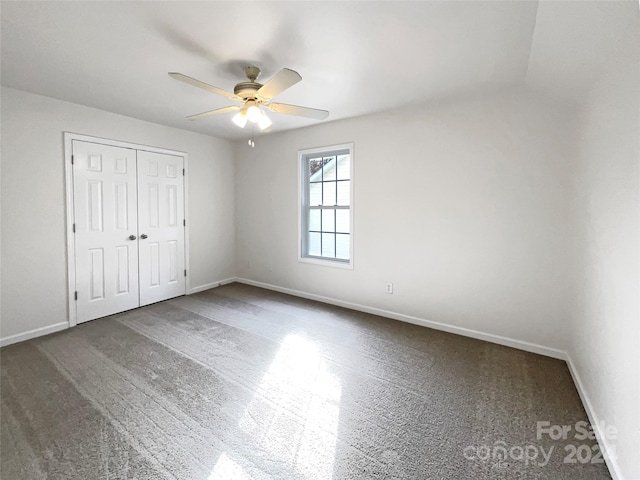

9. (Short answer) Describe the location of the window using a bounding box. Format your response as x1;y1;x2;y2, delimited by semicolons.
299;143;353;267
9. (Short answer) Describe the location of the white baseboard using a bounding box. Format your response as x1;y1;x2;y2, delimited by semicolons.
0;279;235;347
235;278;626;477
0;322;68;348
188;277;237;295
235;277;567;360
565;355;623;480
0;278;622;478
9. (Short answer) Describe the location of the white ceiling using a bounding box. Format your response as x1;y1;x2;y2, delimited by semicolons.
1;1;637;140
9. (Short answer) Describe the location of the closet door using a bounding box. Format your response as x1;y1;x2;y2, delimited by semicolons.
73;141;140;323
137;150;186;306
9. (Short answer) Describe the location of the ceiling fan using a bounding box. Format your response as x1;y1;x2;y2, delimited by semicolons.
169;66;329;131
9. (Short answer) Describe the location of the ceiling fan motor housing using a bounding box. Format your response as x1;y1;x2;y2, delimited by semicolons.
234;65;264;100
234;81;263;100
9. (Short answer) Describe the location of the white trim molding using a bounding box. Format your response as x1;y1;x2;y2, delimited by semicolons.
234;277;627;478
0;280;234;347
0;275;622;478
0;322;68;348
565;356;623;480
188;277;237;295
235;277;567;359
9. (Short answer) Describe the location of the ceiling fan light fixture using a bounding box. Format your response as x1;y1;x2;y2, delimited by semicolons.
232;109;248;128
258;111;272;131
246;104;261;123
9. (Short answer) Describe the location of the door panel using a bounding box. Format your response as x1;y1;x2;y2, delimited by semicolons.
115;246;130;294
114;183;129;229
73;141;139;323
137;151;185;306
88;248;104;300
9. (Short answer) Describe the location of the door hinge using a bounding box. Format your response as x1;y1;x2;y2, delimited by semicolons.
74;291;78;301
183;219;186;227
72;223;76;233
184;269;187;277
183;168;185;176
71;154;74;165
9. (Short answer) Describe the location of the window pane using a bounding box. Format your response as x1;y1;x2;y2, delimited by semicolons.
336;234;350;260
336;209;350;233
322;233;335;257
337;180;350;205
309;209;321;231
336;155;350;180
322;181;336;205
322;156;336;181
309;182;322;206
308;232;321;256
321;209;335;233
308;158;324;179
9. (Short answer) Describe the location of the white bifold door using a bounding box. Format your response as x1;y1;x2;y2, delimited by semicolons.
137;150;186;306
72;140;185;324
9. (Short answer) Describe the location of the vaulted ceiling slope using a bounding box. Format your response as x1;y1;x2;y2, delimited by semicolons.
1;1;637;140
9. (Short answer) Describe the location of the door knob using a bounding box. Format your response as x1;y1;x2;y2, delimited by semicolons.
140;234;148;239
128;235;137;240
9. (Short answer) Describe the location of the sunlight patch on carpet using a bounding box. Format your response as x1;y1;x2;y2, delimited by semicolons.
211;334;342;479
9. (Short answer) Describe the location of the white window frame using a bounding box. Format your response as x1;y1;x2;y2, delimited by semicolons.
298;143;354;269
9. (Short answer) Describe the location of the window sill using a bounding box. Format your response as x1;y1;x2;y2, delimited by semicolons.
298;256;353;269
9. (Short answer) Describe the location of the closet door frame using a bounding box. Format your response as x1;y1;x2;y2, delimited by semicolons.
64;132;190;327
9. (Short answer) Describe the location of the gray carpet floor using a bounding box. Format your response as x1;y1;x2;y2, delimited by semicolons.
1;283;611;479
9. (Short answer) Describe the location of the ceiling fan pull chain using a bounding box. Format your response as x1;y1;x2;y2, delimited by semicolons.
248;125;255;148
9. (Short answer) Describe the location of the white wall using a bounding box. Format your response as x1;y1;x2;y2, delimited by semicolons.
569;17;639;480
0;87;235;340
235;87;574;352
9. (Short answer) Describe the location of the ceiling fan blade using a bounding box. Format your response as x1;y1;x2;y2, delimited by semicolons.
256;68;302;101
267;103;329;120
186;105;240;121
169;72;240;101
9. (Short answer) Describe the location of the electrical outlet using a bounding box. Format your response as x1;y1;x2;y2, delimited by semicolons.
385;282;393;294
